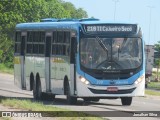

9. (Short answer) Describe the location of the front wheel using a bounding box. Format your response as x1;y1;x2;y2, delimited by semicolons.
66;82;77;105
121;97;132;106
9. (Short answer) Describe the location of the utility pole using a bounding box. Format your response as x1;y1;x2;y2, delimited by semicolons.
113;0;119;21
146;6;154;81
147;6;154;45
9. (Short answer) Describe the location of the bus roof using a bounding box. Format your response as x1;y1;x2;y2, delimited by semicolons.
16;18;139;31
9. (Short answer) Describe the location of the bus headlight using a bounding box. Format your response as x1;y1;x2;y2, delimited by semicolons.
134;75;145;85
79;76;90;85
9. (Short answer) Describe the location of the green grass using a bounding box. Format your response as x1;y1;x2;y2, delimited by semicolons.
0;117;11;120
145;89;160;96
148;82;160;90
0;98;105;120
0;64;13;74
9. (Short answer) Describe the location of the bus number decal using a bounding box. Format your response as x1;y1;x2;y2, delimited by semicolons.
96;81;103;85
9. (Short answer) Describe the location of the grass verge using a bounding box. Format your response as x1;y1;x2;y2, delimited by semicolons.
0;64;13;74
0;98;104;120
0;118;11;120
148;82;160;90
145;89;160;96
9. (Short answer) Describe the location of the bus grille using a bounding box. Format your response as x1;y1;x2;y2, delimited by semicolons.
88;87;136;94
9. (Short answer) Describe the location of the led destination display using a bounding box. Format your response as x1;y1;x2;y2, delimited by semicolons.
83;24;137;34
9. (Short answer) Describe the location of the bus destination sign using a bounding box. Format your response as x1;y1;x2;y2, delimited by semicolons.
83;24;137;34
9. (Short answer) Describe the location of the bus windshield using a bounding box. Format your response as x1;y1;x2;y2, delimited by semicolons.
80;37;142;71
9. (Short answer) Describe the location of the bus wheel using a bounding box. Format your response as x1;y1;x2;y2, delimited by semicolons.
66;82;77;105
36;80;42;100
41;93;55;101
33;81;37;99
121;97;132;106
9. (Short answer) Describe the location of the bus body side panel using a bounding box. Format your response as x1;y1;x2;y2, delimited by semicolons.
70;64;75;95
14;56;22;89
50;56;70;94
45;57;51;92
25;56;35;91
34;56;46;92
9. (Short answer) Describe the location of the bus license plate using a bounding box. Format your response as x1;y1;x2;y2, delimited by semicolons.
107;87;118;91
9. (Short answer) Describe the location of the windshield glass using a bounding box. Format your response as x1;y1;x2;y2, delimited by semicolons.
80;37;142;70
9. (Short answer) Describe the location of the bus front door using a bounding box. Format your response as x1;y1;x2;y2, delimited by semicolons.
20;32;26;89
45;33;52;92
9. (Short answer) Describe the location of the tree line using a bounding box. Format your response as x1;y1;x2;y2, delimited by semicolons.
0;0;88;68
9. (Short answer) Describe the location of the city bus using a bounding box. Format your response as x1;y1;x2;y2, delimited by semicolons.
14;18;145;106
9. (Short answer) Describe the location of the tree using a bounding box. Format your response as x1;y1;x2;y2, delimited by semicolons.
0;0;88;68
74;8;88;18
60;1;88;18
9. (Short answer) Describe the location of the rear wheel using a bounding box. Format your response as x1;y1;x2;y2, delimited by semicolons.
41;93;55;101
33;81;37;99
37;80;42;100
33;80;42;100
66;82;77;105
121;97;132;106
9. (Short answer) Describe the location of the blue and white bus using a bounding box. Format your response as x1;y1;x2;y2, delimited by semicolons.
14;18;145;105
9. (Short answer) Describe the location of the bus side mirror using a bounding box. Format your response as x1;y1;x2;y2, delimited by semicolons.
70;37;77;64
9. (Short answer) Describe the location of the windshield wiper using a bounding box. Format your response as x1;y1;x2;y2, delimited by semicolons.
96;37;109;58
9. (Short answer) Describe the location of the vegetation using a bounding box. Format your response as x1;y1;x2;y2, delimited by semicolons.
148;82;160;90
0;98;104;120
0;63;13;74
145;89;160;96
0;0;88;69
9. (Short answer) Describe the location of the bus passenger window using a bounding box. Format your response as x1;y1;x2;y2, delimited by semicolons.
15;44;21;54
34;32;39;42
15;32;21;42
66;45;70;56
57;31;64;43
64;32;70;43
62;45;66;55
33;44;38;54
52;45;56;55
40;32;45;42
27;44;32;54
27;32;33;42
53;31;57;43
39;44;44;54
15;32;21;54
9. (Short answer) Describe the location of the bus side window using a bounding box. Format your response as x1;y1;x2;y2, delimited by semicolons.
15;32;21;54
64;31;70;56
26;32;33;54
64;31;70;43
33;32;39;54
53;31;57;43
39;32;45;55
57;31;64;43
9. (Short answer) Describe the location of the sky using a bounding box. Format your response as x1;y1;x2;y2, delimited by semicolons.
64;0;160;45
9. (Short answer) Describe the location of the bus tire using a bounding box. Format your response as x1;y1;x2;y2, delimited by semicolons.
33;81;37;99
121;97;132;106
66;82;77;105
41;93;55;101
36;80;42;100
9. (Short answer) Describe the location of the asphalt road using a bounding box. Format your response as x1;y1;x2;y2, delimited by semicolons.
0;73;160;120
